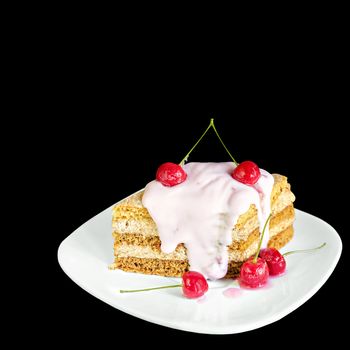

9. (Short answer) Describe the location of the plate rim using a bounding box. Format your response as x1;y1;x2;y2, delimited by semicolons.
58;206;342;334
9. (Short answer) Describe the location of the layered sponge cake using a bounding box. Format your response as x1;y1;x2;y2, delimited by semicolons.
110;162;295;279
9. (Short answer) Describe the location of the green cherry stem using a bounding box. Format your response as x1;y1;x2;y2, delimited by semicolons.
179;120;212;166
283;242;326;257
211;120;238;165
119;284;182;293
253;214;272;263
179;118;238;166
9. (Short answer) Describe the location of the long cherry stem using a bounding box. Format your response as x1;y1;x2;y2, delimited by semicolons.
211;120;238;165
283;242;326;257
120;284;182;293
253;214;272;263
179;120;212;166
179;118;238;166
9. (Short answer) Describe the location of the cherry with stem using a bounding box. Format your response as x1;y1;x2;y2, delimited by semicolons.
260;242;327;276
239;214;272;288
157;118;260;187
119;271;209;299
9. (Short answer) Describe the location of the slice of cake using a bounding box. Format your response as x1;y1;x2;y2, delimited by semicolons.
110;162;295;279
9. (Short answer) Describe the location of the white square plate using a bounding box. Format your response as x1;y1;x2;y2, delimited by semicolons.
58;194;342;334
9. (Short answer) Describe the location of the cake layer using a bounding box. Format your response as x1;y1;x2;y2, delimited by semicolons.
114;231;259;262
113;205;294;250
114;216;294;262
113;195;294;246
112;174;295;238
111;226;294;277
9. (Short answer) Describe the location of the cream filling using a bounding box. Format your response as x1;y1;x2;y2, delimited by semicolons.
116;244;187;261
115;239;260;263
271;188;295;215
269;216;294;238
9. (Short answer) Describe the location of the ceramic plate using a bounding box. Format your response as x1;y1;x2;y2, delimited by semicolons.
58;194;342;334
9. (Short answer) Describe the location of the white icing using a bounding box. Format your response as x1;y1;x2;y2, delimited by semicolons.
142;162;274;280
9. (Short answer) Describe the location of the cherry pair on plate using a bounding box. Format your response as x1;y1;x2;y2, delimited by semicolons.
239;248;286;289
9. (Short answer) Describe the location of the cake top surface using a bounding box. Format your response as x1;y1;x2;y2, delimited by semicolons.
114;172;289;209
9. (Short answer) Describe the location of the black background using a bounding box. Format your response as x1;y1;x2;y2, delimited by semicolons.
20;25;346;342
9;8;348;346
44;105;346;344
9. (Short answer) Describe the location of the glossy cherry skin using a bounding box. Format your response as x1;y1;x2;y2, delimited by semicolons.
259;248;286;276
182;271;209;298
239;257;269;288
232;161;261;185
156;162;187;186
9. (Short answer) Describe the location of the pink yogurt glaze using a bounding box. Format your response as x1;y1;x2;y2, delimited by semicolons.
142;162;274;280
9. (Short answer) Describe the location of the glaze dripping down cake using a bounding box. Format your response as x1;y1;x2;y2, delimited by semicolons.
110;162;295;279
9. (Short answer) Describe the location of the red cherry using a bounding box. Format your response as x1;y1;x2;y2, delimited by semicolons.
156;162;187;187
232;161;261;185
182;271;208;298
238;257;269;288
260;248;286;276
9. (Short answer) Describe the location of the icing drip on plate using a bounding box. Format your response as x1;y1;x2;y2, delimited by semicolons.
142;162;274;280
